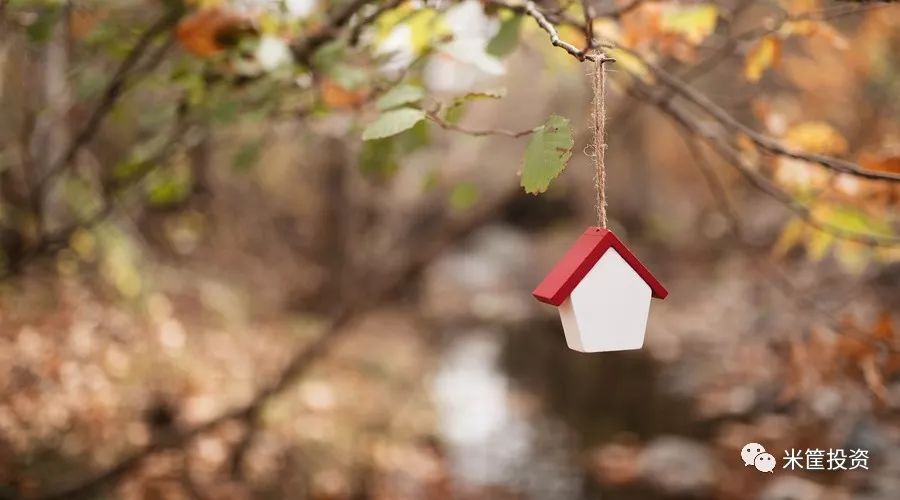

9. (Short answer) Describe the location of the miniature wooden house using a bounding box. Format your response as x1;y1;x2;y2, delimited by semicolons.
533;228;668;353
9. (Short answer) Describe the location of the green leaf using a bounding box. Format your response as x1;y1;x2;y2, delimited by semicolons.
329;63;369;90
233;140;263;171
443;89;506;124
359;138;398;177
395;120;430;153
377;84;425;110
312;40;345;71
145;167;192;207
27;6;61;43
487;15;522;57
450;183;479;210
520;115;574;195
362;108;426;141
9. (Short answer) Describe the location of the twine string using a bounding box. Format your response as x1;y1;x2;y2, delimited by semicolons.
591;55;611;229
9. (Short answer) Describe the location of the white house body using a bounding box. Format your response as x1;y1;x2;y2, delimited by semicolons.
557;249;651;352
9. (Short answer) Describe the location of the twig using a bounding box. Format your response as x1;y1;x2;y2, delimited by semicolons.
596;0;645;19
687;137;745;239
523;1;598;61
33;8;183;197
291;0;373;63
349;0;405;46
615;46;900;183
581;0;595;50
488;0;897;184
426;111;537;138
629;83;900;246
1;111;191;281
35;181;524;500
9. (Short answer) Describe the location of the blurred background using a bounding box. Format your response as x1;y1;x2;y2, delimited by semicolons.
1;0;899;499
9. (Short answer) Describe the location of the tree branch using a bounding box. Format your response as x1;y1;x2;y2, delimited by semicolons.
488;0;899;184
628;82;900;246
523;1;599;61
291;0;373;63
35;181;524;500
33;7;183;198
1;106;191;281
614;46;900;183
596;0;646;19
349;0;405;46
426;111;537;138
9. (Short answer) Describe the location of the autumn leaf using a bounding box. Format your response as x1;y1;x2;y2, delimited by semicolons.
176;8;253;57
860;355;888;403
835;334;872;364
744;36;780;82
860;153;900;174
659;4;718;44
872;312;894;342
321;78;369;109
783;121;848;155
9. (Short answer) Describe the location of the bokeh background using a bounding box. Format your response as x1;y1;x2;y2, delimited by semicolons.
1;1;899;499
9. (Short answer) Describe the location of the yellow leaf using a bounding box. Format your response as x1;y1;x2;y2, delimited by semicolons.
835;241;869;273
660;4;718;44
773;218;805;257
783;121;848;155
806;228;834;261
744;36;780;82
608;48;654;83
408;9;448;54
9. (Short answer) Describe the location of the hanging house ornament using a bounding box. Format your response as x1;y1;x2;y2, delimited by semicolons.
532;55;668;352
532;228;668;352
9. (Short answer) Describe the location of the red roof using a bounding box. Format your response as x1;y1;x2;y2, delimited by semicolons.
533;227;668;306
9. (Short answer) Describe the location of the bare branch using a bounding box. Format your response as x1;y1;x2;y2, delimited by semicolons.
680;127;745;239
629;83;900;247
596;0;645;19
33;8;183;197
426;111;537;138
523;1;598;61
349;0;405;46
616;46;900;183
1;107;191;281
488;0;898;184
35;181;525;500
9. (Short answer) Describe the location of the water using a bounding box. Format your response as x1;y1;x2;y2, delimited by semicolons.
432;331;586;499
